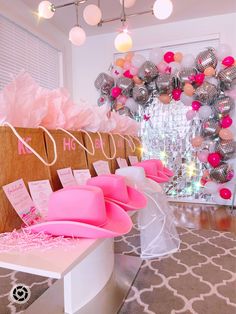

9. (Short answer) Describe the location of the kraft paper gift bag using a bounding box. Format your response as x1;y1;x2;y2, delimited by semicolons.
82;132;116;177
125;135;143;164
0;124;55;232
43;129;89;191
109;134;126;173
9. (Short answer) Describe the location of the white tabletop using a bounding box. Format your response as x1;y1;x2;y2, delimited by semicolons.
0;238;103;279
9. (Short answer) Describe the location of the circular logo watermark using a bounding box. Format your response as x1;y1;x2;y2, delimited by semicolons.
9;284;31;304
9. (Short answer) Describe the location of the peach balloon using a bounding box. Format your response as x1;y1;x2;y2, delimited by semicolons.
115;58;125;68
219;128;234;140
125;51;134;62
184;83;194;96
191;136;204;148
204;67;215;76
174;52;183;63
159;94;171;104
133;75;143;85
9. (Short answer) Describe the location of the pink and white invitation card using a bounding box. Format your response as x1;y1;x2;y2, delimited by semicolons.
73;169;91;185
93;160;111;175
57;167;77;187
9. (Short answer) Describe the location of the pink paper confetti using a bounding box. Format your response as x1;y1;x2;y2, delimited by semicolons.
0;229;80;253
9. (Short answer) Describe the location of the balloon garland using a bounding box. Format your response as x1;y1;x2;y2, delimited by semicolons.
94;44;236;202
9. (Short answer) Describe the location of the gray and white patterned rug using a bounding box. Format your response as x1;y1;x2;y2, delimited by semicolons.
0;218;236;314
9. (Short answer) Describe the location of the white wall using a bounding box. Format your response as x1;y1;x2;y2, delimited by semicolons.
72;13;236;105
0;0;73;94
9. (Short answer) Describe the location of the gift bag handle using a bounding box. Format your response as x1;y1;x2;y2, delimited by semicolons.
97;132;117;160
58;128;95;156
3;122;57;166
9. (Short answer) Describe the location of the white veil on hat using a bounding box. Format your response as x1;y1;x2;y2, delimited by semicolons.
116;167;180;259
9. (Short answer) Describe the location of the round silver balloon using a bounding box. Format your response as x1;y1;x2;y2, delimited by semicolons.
210;163;234;183
201;118;220;137
195;81;219;104
212;96;234;116
216;141;236;160
97;95;111;107
195;48;217;72
156;73;172;94
132;85;149;105
177;67;197;83
94;72;114;95
218;65;236;90
116;77;134;97
146;80;157;92
138;61;159;83
118;106;134;118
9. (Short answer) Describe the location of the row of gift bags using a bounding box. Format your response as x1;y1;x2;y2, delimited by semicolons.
0;124;142;232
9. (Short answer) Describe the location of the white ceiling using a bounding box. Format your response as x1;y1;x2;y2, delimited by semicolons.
22;0;236;36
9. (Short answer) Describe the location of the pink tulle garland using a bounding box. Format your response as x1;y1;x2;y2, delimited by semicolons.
0;229;80;253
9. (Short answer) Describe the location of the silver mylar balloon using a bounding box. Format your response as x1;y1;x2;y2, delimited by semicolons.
97;95;111;107
210;163;234;183
138;61;159;83
146;80;157;92
156;73;172;94
177;67;197;83
116;77;134;97
201;118;220;137
94;72;114;95
212;96;234;116
195;48;217;72
118;106;134;118
201;139;217;152
132;85;149;105
195;81;219;104
218;65;236;90
216;141;236;160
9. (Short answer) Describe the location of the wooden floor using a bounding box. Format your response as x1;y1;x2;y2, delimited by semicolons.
170;202;236;235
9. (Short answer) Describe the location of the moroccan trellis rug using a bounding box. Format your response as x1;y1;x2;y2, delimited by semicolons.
0;217;236;314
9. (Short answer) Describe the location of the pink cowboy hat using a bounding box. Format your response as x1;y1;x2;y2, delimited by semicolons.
134;160;170;183
25;186;132;238
87;174;147;211
147;159;174;177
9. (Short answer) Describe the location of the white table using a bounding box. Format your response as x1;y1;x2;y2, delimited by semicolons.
0;237;142;314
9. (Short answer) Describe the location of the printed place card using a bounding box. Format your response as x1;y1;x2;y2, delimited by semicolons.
117;158;128;168
57;167;77;187
93;160;111;176
73;169;91;185
28;180;53;217
129;155;138;166
3;179;41;226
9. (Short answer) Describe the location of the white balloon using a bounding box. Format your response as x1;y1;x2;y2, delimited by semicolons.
180;93;193;106
169;61;181;74
216;44;232;61
204;181;219;194
181;54;195;67
205;77;218;86
125;98;139;113
131;54;146;68
83;4;102;26
149;47;163;64
198;105;212;120
69;26;86;46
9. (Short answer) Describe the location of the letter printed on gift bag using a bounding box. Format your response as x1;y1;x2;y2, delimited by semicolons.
63;137;76;151
18;137;33;155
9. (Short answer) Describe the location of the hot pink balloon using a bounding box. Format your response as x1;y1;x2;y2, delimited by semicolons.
186;110;196;121
222;56;235;67
195;73;205;85
123;70;133;79
111;86;122;98
219;188;232;199
157;61;168;73
221;115;233;128
208;152;221;168
163;51;174;63
192;101;201;111
197;150;209;163
172;88;182;101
